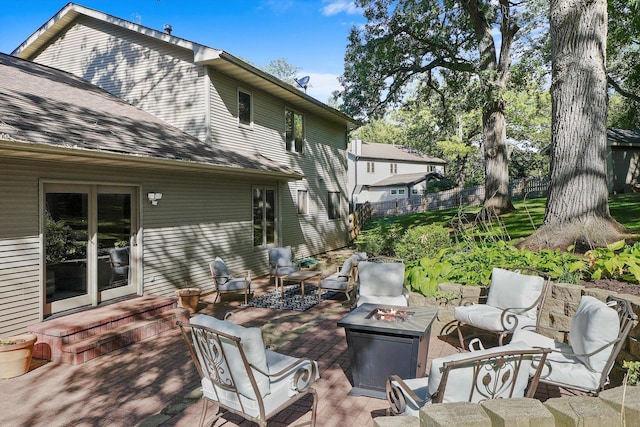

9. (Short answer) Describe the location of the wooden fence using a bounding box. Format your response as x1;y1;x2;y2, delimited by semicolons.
358;176;549;221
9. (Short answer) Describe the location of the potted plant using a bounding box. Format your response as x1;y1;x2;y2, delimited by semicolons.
0;334;37;378
175;284;201;314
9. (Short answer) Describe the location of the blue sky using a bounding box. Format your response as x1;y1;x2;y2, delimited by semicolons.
0;0;365;102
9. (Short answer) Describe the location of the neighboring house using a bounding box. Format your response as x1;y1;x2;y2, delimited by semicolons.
2;4;358;335
606;129;640;193
347;139;446;208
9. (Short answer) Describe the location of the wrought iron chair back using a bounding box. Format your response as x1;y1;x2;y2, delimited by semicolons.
386;345;550;416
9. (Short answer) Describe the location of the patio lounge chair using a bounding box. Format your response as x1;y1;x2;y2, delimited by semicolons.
268;246;300;291
454;267;549;348
386;341;550;417
318;252;367;302
210;257;251;304
178;314;319;427
512;295;637;396
355;257;408;307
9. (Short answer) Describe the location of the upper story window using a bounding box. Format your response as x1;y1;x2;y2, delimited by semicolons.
390;163;398;174
285;109;304;153
367;162;375;173
427;165;434;172
238;89;252;126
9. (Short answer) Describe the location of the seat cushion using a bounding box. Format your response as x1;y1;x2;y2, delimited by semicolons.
320;274;349;291
219;277;250;291
358;261;405;297
356;294;408;307
271;265;299;276
486;268;544;319
569;296;620;372
454;304;535;332
512;328;602;391
190;314;270;398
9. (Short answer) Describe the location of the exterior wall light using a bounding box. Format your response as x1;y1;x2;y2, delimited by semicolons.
147;192;163;205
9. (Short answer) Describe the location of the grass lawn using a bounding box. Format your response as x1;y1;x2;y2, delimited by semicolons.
363;192;640;242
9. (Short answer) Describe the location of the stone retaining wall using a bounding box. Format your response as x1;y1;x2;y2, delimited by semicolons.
373;385;640;427
409;281;640;368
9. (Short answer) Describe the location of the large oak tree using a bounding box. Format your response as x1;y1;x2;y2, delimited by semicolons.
341;0;545;216
520;0;629;250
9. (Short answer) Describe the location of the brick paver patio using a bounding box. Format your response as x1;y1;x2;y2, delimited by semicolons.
0;273;564;426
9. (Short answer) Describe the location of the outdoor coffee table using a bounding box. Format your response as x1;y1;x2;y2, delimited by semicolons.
337;303;438;399
278;270;321;298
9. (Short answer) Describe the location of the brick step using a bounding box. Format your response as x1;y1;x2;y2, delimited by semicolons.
27;295;190;364
59;308;189;365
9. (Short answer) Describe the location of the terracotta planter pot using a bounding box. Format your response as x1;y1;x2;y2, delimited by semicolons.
0;334;37;379
175;287;201;314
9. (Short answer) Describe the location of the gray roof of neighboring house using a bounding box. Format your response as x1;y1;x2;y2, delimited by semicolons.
367;172;445;188
608;129;640;146
0;53;302;179
13;3;360;132
356;141;446;164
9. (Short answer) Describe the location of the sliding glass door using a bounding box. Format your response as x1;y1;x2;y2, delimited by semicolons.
44;183;138;315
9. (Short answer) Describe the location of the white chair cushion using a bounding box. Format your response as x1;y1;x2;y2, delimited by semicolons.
212;257;230;284
569;296;620;372
269;246;293;267
271;265;299;276
320;274;349;290
219;277;250;291
358;261;405;297
427;341;533;402
356;294;408;307
338;255;356;277
454;304;536;332
512;328;602;391
190;314;270;398
391;377;429;417
486;268;544;319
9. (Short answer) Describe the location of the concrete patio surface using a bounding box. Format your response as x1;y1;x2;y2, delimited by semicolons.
0;268;566;427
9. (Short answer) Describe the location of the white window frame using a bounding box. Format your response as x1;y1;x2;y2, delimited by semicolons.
238;88;253;127
390;163;398;174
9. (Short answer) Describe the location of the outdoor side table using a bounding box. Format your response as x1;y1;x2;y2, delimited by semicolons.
279;270;321;298
337;303;438;399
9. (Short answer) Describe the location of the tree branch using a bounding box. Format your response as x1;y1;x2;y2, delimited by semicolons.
607;75;640;103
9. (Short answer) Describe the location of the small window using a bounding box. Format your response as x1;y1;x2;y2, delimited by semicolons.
297;190;308;215
238;89;252;126
367;162;375;173
412;188;419;195
285;109;304;153
327;191;341;219
391;189;397;195
427;165;434;172
390;163;398;174
398;189;406;195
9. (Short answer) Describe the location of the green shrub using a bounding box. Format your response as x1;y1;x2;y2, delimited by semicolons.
394;224;452;263
354;222;403;257
584;240;640;283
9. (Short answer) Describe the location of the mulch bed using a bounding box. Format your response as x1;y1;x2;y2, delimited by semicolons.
582;279;640;297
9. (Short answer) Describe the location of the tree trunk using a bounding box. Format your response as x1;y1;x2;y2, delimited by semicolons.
519;0;627;250
479;100;515;218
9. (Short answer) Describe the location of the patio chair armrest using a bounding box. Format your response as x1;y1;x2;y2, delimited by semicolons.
229;270;251;280
260;358;318;392
386;374;434;415
459;294;488;307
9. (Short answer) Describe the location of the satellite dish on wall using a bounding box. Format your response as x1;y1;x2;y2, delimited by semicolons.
294;76;310;92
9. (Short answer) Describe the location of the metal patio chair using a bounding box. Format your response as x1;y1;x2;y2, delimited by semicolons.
386;341;550;417
454;267;550;348
513;294;637;396
178;314;319;427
